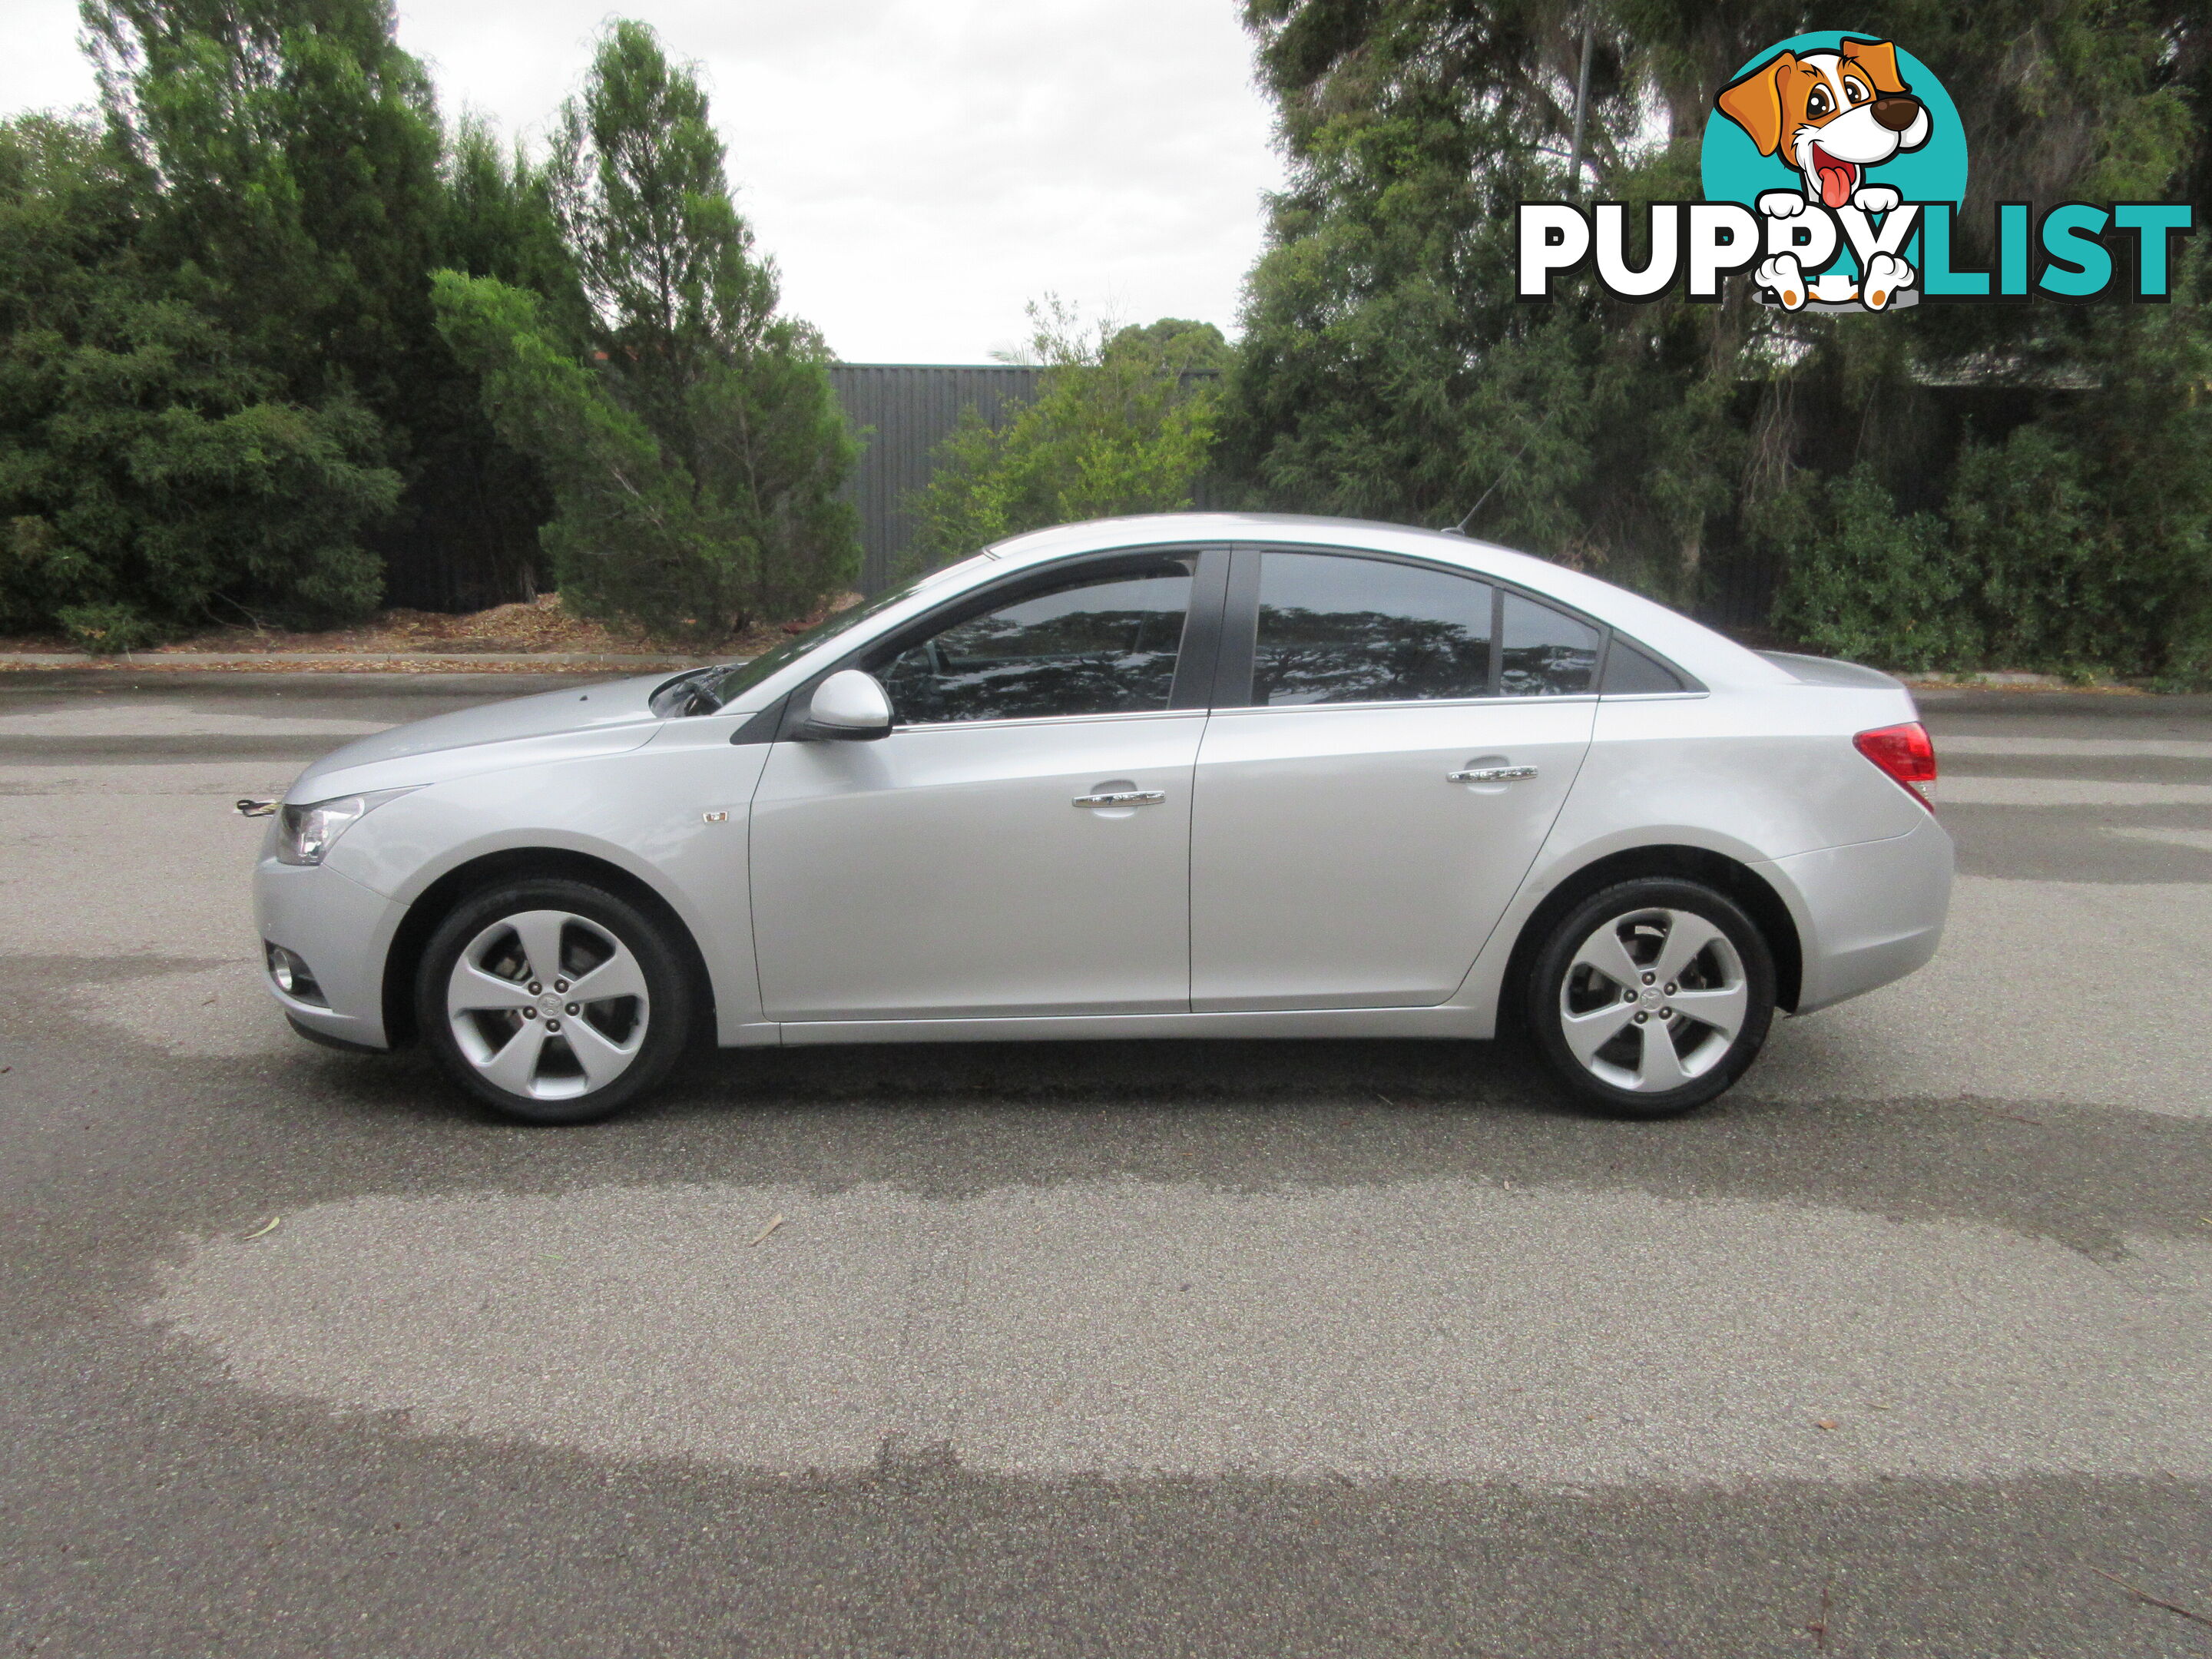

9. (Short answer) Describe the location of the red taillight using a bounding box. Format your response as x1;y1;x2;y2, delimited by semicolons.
1854;721;1937;810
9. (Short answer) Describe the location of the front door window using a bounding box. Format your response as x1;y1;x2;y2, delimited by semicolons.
880;558;1196;725
751;552;1208;1023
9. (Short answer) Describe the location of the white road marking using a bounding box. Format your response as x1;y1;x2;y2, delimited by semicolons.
0;761;298;797
0;704;390;739
1939;777;2212;807
1759;877;2212;1117
1936;736;2212;760
2107;826;2212;854
0;779;281;957
152;1180;2212;1484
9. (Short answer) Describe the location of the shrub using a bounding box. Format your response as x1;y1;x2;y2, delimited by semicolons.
55;601;161;654
1769;466;1978;672
905;303;1223;574
1945;427;2106;673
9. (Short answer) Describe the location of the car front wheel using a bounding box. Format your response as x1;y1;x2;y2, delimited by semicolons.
1526;877;1777;1118
417;877;693;1124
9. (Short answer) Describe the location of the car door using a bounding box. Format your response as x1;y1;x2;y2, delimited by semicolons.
1190;548;1599;1012
749;548;1224;1022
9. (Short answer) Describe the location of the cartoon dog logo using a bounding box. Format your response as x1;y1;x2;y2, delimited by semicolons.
1715;38;1932;311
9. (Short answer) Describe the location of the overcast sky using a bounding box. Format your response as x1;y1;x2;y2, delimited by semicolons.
1;0;1286;363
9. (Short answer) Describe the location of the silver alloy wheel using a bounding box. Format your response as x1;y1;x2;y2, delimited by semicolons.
445;909;650;1101
1556;906;1750;1093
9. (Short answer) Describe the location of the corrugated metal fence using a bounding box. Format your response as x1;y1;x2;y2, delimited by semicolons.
823;364;1781;629
829;365;1044;594
394;359;1788;626
828;363;1227;594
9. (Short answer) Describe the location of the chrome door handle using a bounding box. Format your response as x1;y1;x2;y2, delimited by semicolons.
1073;790;1167;808
1449;765;1538;783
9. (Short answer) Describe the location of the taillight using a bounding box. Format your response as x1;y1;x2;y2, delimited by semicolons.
1854;721;1937;810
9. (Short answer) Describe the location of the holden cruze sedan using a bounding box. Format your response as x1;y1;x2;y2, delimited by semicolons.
253;513;1952;1124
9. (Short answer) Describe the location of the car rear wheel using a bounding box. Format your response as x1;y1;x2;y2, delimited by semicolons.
1526;878;1776;1118
417;877;692;1124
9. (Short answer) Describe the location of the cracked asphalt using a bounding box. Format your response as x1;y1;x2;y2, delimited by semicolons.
2;670;2209;1657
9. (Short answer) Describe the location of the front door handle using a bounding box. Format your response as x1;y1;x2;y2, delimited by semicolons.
1449;765;1538;783
1074;790;1167;808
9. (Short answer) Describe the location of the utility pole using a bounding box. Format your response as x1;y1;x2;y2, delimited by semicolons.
1566;18;1594;198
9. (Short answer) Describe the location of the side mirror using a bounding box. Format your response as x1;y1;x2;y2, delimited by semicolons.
801;669;893;740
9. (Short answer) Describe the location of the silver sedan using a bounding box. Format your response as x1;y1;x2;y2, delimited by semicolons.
253;513;1952;1123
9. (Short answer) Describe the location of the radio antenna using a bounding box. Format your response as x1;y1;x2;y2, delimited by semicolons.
1446;434;1535;537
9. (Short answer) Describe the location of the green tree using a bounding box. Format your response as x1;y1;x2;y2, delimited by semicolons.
908;303;1225;572
435;21;858;637
1221;0;1738;595
0;112;397;647
1225;0;2212;677
82;0;560;608
413;117;584;604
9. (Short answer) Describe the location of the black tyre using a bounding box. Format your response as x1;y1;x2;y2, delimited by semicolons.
1525;877;1777;1118
416;876;694;1124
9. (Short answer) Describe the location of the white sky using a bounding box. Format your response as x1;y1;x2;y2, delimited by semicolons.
0;0;1285;363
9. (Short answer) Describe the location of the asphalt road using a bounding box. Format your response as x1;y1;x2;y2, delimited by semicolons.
2;670;2208;1658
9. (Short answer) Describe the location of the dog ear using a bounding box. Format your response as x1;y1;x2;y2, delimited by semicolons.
1839;39;1909;94
1716;51;1795;157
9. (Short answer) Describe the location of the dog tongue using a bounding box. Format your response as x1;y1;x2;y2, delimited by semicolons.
1818;162;1854;208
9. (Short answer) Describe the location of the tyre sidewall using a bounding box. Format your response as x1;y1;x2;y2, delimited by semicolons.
1527;878;1777;1119
416;877;693;1124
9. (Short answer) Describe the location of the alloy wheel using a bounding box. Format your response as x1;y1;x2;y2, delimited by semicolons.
1555;906;1750;1093
444;909;651;1101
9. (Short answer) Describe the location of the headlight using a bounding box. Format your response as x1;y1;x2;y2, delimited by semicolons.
276;788;418;866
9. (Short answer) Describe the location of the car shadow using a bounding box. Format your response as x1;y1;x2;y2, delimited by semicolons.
675;1032;1567;1115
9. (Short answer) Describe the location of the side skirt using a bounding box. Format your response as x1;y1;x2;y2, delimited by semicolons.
760;1004;1489;1047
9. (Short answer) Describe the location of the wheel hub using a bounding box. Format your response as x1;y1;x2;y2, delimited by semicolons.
445;909;649;1101
1557;906;1750;1093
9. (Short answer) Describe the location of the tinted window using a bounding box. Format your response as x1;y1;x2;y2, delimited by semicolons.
1252;553;1493;706
692;556;992;713
1600;639;1687;694
1500;592;1601;696
879;558;1194;725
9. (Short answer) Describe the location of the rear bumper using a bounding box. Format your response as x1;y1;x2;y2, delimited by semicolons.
253;857;407;1050
1767;810;1954;1014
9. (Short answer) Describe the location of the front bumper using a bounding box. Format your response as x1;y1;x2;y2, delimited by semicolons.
1770;809;1955;1014
253;856;409;1049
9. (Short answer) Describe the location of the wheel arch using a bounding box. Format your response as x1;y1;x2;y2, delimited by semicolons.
1498;843;1803;1032
381;848;717;1048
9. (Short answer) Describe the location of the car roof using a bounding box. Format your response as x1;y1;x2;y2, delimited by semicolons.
982;513;1786;688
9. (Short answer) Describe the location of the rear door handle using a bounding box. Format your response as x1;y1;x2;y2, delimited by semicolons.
1074;790;1167;808
1449;766;1538;783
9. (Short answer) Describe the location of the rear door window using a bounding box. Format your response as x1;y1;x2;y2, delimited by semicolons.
1250;552;1494;706
1499;591;1602;696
